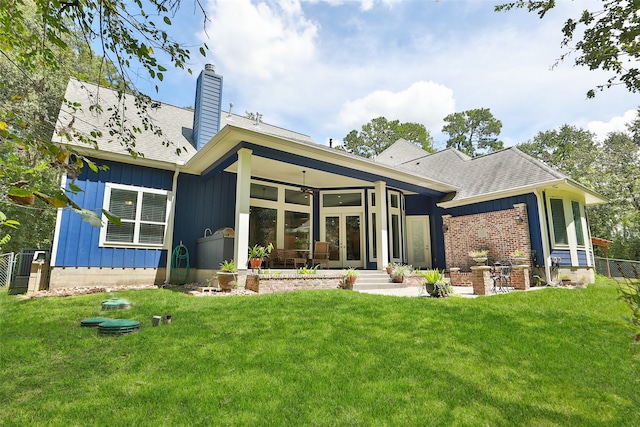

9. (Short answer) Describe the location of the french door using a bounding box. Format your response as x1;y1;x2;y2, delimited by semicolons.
406;215;432;269
321;213;363;268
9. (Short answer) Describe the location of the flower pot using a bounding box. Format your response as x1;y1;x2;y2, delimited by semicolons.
385;266;392;275
473;257;488;265
217;271;237;292
343;276;356;290
249;258;262;270
391;276;404;283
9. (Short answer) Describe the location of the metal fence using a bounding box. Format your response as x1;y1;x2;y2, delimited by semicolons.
0;252;16;287
594;256;640;279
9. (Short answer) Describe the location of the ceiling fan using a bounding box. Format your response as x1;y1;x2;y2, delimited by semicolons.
299;170;317;195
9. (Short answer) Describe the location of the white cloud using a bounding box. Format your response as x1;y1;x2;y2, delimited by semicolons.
587;110;636;142
202;0;318;80
337;81;456;131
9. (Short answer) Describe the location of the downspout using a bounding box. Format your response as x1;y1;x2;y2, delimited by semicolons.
164;167;181;285
535;189;552;284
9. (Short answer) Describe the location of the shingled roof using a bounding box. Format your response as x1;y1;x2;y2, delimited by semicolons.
53;79;315;166
376;138;604;205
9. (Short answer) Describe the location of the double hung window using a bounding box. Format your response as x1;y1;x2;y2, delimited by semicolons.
101;183;169;247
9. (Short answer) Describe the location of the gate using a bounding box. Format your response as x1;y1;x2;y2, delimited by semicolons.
0;252;16;287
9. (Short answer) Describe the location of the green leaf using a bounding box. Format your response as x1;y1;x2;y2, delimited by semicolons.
199;47;206;57
102;209;121;226
68;183;83;193
164;16;171;25
75;209;103;228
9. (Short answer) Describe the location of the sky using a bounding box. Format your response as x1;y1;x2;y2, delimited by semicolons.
131;0;640;150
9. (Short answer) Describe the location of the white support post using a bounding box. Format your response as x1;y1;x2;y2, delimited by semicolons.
374;181;389;269
234;148;252;270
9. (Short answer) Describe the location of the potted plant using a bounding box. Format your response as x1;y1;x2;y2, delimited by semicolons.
559;273;572;286
217;260;237;292
419;269;451;297
512;249;527;263
342;268;360;290
248;243;273;269
385;262;398;275
469;249;489;265
390;264;412;283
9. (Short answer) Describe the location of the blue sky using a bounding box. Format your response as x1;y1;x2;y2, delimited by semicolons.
132;0;639;150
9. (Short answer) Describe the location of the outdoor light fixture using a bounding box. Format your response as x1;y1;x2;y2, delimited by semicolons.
515;214;524;224
442;224;449;232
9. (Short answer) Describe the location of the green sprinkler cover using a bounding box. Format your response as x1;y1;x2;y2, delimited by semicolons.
98;319;140;335
101;298;132;310
80;317;112;327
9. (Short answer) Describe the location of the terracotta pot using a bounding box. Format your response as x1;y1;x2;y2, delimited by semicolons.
343;277;356;290
249;258;262;269
386;266;392;275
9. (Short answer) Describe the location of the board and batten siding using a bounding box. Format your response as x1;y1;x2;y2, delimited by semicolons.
55;159;173;268
172;171;237;268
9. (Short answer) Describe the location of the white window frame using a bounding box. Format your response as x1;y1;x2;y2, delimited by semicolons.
249;180;313;251
100;183;171;248
547;197;570;248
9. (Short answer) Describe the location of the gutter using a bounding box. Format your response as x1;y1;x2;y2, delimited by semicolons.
164;167;181;285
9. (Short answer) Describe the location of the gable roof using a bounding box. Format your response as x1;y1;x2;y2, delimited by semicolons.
53;79;315;168
376;140;606;206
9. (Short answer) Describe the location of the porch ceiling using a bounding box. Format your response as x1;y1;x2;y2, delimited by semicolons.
224;156;377;190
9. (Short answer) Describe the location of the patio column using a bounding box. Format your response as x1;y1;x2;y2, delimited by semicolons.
374;181;389;269
234;148;252;270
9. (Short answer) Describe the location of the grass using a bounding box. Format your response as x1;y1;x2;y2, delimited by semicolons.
0;278;638;426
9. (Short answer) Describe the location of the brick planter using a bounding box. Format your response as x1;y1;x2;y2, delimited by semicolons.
470;266;493;295
245;273;344;294
511;265;530;290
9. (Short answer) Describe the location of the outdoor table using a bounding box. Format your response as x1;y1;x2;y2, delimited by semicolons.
490;264;512;293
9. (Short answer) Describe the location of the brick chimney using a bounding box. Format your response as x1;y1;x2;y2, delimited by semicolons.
192;64;223;150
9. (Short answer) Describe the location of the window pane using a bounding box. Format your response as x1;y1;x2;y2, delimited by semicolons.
139;223;165;244
285;189;311;206
572;201;585;246
372;213;377;258
390;193;399;208
106;221;134;243
371;192;376;206
249;206;277;247
141;193;167;222
109;189;137;220
392;214;400;257
550;199;568;245
250;183;278;201
285;211;310;249
323;193;361;207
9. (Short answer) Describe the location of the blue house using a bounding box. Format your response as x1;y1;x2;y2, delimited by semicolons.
49;65;604;289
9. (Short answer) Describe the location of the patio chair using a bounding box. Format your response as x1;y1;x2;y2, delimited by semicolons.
283;250;306;269
311;241;330;269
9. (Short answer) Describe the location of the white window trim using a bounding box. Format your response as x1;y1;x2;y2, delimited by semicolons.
100;182;171;248
547;197;571;249
249;180;313;251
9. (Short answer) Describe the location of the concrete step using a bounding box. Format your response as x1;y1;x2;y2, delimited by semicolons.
352;270;404;290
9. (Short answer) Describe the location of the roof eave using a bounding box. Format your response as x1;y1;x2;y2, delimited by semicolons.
184;125;458;193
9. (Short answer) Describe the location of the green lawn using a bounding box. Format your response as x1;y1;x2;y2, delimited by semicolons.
0;279;638;426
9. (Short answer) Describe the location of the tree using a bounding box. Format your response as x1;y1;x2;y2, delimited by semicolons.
341;117;434;158
517;124;598;185
442;108;503;157
0;1;207;225
496;1;640;98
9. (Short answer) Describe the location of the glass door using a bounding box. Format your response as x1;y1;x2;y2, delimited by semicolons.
322;213;363;268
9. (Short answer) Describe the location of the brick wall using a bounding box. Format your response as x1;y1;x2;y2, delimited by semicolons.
443;203;532;271
246;273;343;294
